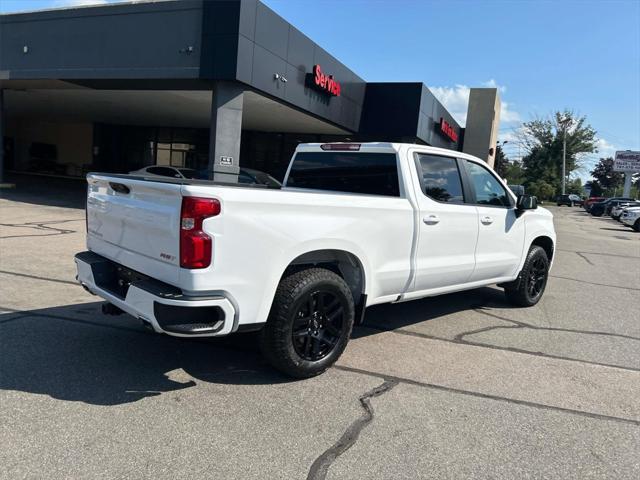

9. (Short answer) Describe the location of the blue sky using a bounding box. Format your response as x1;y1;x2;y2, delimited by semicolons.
2;0;639;180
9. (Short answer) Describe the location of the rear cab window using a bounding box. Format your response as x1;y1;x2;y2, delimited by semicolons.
414;153;465;203
286;151;400;197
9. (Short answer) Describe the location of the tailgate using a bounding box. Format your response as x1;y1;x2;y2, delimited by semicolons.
86;174;183;285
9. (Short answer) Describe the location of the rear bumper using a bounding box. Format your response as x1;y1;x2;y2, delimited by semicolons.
75;251;237;337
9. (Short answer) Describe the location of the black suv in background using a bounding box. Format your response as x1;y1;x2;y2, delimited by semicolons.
589;197;636;217
556;194;583;207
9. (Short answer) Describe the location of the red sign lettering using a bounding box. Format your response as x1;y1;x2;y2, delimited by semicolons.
438;118;459;143
310;64;341;97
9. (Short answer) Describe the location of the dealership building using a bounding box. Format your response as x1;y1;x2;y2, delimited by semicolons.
0;0;501;183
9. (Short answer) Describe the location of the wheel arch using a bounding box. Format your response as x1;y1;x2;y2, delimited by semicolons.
530;235;555;262
283;249;367;306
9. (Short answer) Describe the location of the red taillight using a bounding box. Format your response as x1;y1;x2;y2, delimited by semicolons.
180;197;221;269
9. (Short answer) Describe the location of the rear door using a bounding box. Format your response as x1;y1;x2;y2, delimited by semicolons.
461;159;525;282
411;153;479;291
86;174;183;284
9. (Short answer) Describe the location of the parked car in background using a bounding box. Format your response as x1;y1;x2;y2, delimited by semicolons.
556;194;583;207
235;168;282;187
611;202;640;220
130;166;281;187
584;196;605;212
620;207;640;232
130;166;202;179
590;197;636;217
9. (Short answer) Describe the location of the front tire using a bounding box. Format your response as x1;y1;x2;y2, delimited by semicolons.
504;245;550;307
259;268;355;378
634;220;640;232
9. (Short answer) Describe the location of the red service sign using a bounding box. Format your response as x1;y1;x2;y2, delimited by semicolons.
307;64;341;97
438;118;459;143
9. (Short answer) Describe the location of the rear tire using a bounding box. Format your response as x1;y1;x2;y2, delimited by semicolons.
504;245;550;307
259;268;355;378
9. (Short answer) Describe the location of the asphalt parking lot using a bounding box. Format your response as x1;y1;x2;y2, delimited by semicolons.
1;179;639;479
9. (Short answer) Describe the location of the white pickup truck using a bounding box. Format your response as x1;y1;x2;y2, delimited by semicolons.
76;142;556;378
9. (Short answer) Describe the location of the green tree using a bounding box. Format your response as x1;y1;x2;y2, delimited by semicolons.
527;180;556;200
590;157;624;194
566;178;583;195
519;110;598;194
584;180;603;197
503;160;526;186
493;144;508;178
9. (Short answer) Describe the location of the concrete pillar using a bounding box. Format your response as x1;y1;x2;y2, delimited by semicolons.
208;82;244;182
0;89;4;184
622;172;632;198
463;88;501;168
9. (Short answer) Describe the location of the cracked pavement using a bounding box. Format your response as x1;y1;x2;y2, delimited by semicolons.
1;178;639;479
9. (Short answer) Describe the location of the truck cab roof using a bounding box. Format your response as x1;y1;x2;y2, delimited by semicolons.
295;142;486;165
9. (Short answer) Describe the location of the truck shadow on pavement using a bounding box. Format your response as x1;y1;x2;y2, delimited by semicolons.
0;302;286;406
354;286;511;338
0;174;86;210
0;288;510;406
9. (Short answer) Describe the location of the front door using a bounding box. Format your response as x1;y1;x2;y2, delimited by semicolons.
412;153;479;291
462;159;526;281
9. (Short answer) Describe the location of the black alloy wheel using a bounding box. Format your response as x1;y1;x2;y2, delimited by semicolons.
527;257;548;300
259;268;355;378
292;290;345;361
504;245;550;307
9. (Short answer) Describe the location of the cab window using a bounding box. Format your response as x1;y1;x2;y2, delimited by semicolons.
464;160;511;207
415;154;465;203
287;152;400;197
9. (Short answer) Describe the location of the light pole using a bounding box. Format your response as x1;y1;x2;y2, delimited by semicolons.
558;116;572;195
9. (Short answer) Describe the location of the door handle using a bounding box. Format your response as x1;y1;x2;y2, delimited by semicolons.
481;216;493;225
423;214;440;225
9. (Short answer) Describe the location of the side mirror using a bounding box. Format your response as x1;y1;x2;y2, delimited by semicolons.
516;194;537;211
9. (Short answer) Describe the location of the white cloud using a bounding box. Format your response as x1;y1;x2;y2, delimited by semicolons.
429;84;471;125
498;128;524;144
54;0;110;7
595;138;617;158
482;79;507;94
429;81;521;127
499;101;521;124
